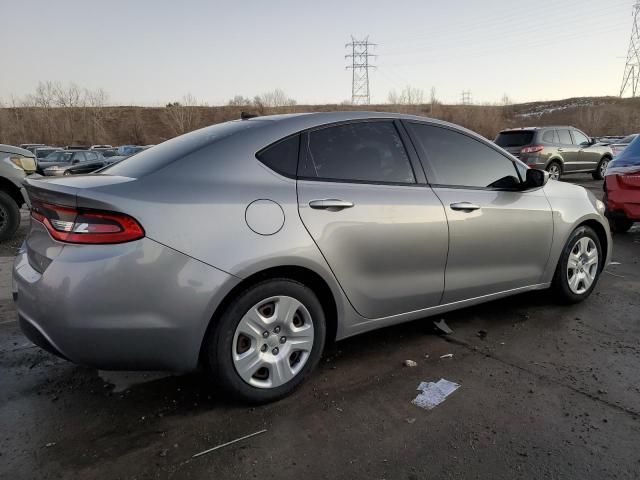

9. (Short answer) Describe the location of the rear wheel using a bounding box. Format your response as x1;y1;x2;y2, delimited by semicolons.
610;216;633;233
546;161;562;180
0;191;20;242
552;225;602;303
204;279;326;403
592;157;609;180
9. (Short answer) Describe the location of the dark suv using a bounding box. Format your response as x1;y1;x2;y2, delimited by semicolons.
495;126;613;180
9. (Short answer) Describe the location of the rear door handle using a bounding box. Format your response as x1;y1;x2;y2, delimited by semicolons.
450;202;481;212
309;199;354;210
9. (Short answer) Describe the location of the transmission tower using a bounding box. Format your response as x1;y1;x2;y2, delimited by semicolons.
461;90;472;105
346;36;376;105
620;1;640;97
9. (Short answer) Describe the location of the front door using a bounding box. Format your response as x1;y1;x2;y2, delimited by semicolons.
556;128;580;172
296;121;449;319
404;121;554;304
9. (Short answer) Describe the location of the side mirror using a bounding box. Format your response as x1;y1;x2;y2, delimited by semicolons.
525;168;549;188
72;159;80;164
589;137;598;145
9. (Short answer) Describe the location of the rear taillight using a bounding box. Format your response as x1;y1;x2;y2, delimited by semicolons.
520;145;544;154
30;201;144;244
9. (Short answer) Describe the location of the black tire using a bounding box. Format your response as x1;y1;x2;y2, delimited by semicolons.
0;191;21;242
610;216;633;233
592;157;609;180
546;161;563;180
204;278;326;403
551;225;603;304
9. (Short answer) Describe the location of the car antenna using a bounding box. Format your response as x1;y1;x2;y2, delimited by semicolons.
240;111;258;120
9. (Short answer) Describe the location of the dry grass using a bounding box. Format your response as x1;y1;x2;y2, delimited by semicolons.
2;96;640;146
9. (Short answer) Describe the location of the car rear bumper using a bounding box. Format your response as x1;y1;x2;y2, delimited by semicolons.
12;237;240;371
605;175;640;221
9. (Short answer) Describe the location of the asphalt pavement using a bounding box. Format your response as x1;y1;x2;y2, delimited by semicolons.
1;176;638;480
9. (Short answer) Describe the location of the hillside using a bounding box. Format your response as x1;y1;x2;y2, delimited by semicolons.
1;96;639;147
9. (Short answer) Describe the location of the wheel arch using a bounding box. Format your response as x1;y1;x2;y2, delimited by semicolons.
198;265;339;365
0;177;25;207
578;219;609;269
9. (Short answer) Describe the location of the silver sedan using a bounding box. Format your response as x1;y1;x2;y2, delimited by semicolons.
13;112;611;403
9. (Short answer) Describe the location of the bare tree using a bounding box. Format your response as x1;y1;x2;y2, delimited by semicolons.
253;89;296;108
387;85;425;105
165;93;200;135
227;95;252;106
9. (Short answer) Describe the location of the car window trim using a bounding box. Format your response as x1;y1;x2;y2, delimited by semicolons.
255;133;302;179
401;119;525;190
297;119;419;186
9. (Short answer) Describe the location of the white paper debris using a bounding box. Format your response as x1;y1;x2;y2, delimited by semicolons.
610;261;621;265
439;353;453;359
412;379;460;410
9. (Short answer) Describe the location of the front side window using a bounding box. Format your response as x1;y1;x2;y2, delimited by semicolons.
572;130;590;146
557;129;573;145
407;123;520;189
299;122;415;184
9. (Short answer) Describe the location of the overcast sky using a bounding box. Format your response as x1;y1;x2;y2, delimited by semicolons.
1;0;635;106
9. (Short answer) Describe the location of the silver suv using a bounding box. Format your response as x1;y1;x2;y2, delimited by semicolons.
14;113;611;403
0;145;37;241
495;126;613;180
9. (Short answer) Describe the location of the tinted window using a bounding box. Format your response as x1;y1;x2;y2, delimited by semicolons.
572;130;589;146
494;131;534;147
408;123;520;188
73;152;86;162
557;129;572;145
256;135;300;177
299;122;415;184
542;130;557;143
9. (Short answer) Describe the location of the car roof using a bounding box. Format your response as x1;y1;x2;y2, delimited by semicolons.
0;144;36;157
499;125;575;132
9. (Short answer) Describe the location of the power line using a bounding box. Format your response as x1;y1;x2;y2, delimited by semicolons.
620;1;640;97
346;36;376;105
461;90;472;105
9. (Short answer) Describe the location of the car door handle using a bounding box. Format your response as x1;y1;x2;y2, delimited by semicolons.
309;199;354;210
450;202;481;212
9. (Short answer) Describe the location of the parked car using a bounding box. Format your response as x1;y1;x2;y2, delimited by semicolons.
117;145;151;156
596;136;624;146
19;143;46;152
90;144;113;150
608;134;638;157
33;146;63;160
495;126;613;180
38;150;104;175
45;154;125;176
0;144;36;240
14;112;611;403
604;134;640;232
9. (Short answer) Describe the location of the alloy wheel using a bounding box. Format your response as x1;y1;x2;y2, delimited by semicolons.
0;205;7;232
566;237;598;294
232;296;314;389
599;159;609;178
547;164;561;180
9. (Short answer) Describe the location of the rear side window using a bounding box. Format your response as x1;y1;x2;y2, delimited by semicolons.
408;123;520;189
299;121;415;184
494;131;534;147
542;130;557;143
557;129;572;145
256;135;300;177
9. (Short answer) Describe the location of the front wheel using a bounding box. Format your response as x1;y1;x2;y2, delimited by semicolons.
204;279;326;403
0;191;20;242
592;157;609;180
551;225;602;303
610;216;633;233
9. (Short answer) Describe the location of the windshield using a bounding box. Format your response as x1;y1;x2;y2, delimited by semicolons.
43;151;73;162
495;131;534;147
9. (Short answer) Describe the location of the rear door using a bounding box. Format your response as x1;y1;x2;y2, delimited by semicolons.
297;120;449;319
405;122;553;303
557;129;579;172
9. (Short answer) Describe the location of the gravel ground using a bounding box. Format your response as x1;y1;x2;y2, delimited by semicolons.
0;175;638;480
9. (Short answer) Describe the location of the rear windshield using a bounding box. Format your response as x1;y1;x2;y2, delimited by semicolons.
101;120;260;178
620;134;638;144
608;135;640;171
495;131;534;147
